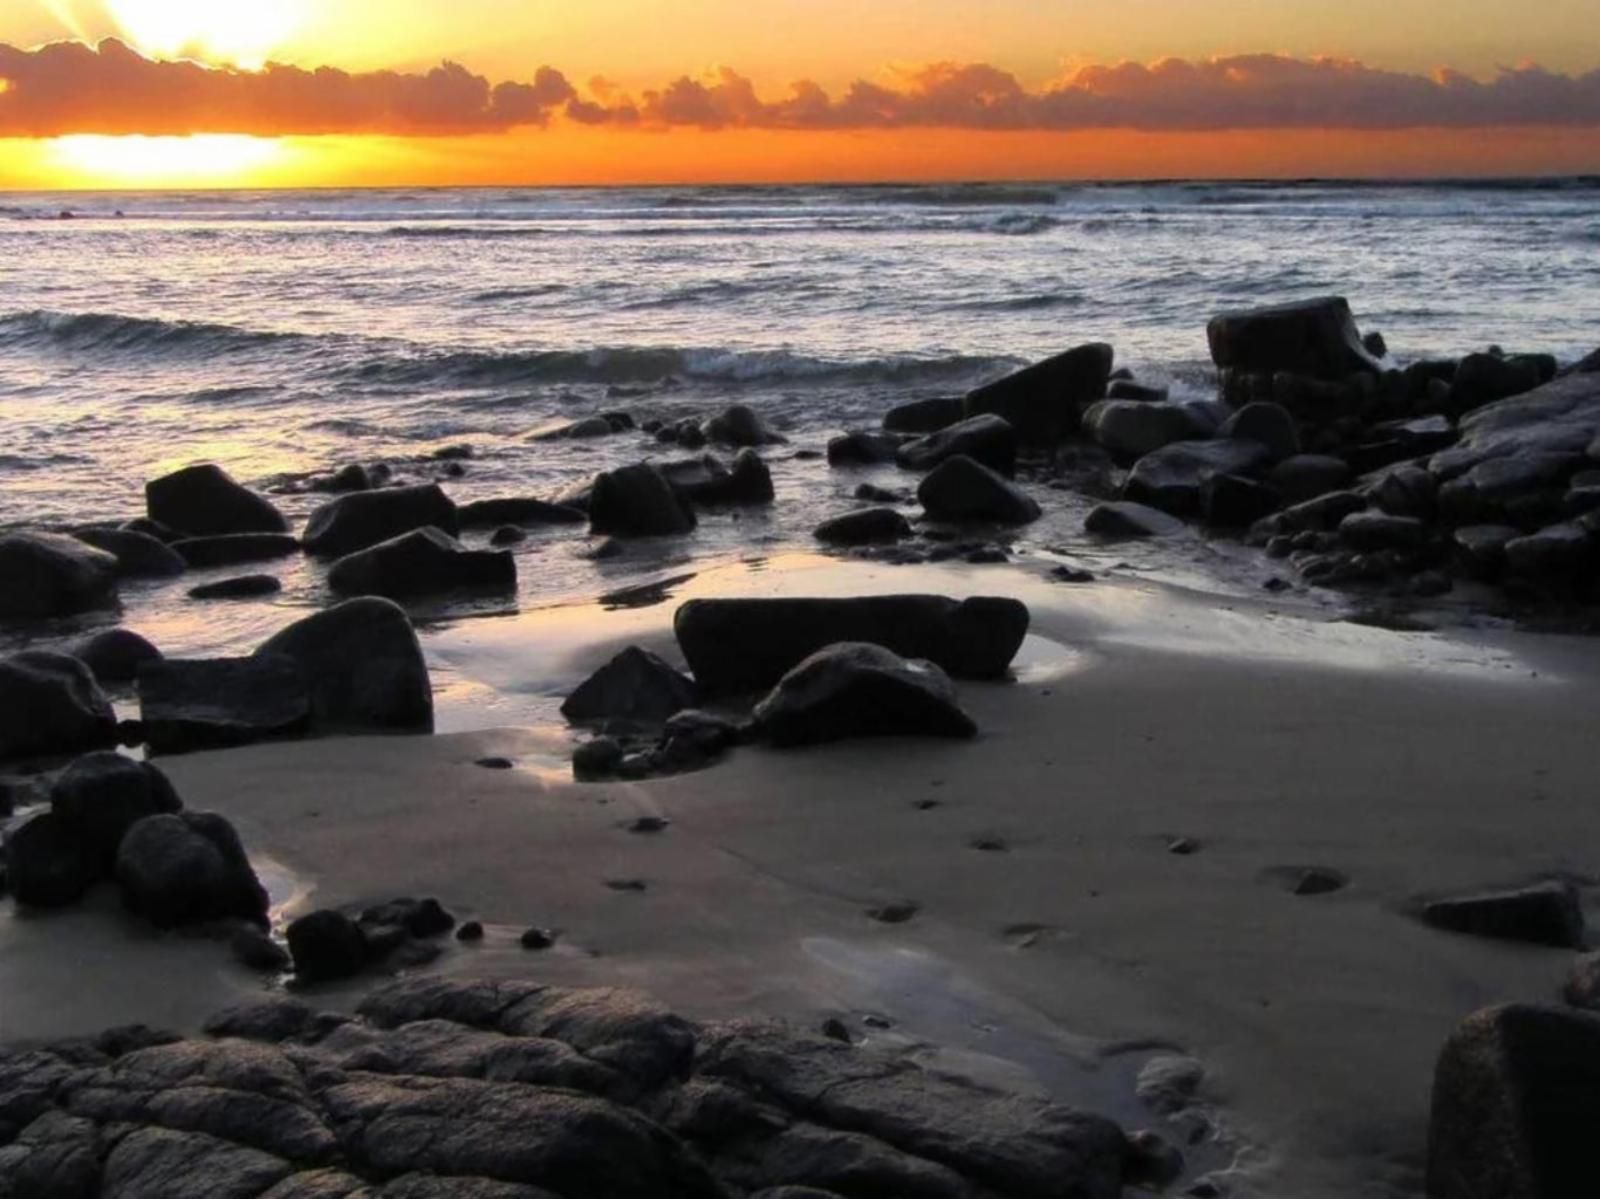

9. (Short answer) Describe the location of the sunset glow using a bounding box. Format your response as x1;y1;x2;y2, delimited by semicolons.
47;134;287;186
104;0;307;68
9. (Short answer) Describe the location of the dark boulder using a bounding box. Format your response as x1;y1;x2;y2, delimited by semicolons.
1206;296;1384;380
100;1127;291;1199
1420;880;1584;948
964;343;1114;448
827;431;904;466
1365;463;1438;520
189;575;283;601
287;909;369;982
1219;402;1300;460
328;527;516;599
71;527;186;579
50;751;183;871
573;736;625;779
1255;489;1369;536
1200;474;1280;528
1338;511;1427;552
115;811;269;927
1084;501;1186;539
146;464;289;538
589;464;698;537
1454;524;1522;579
1267;455;1352;505
1428;1004;1600;1199
1452;353;1552;415
3;811;99;907
753;643;977;746
895;415;1017;476
254;598;433;734
0;532;119;620
0;651;117;761
1107;379;1169;402
138;655;310;754
561;647;697;725
1082;400;1212;459
814;508;911;547
1124;440;1272;516
663;451;774;505
310;463;374;493
883;397;964;434
457;497;587;528
676;594;1029;697
703;404;784;447
72;628;162;684
1504;523;1593;577
917;455;1041;524
303;484;460;557
172;534;299;569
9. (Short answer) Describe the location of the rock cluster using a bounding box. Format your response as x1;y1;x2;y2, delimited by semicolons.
0;976;1132;1199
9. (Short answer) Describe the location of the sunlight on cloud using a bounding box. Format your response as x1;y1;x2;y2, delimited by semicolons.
104;0;307;68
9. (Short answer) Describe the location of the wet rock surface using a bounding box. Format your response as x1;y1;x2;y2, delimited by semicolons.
145;464;289;540
753;643;978;747
0;977;1130;1199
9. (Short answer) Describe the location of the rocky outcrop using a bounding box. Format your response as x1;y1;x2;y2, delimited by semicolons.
895;415;1017;476
0;651;117;761
753;643;977;746
916;455;1040;524
304;485;460;557
0;533;119;621
0;976;1128;1199
145;464;289;539
561;647;697;726
589;464;698;537
676;595;1029;697
328;528;516;600
964;344;1114;448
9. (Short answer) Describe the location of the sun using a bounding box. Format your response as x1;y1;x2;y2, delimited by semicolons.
48;134;288;187
104;0;308;69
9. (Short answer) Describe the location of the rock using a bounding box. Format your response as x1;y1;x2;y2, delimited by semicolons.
2;810;99;907
883;397;964;434
1427;1004;1600;1199
662;450;775;505
0;532;120;620
704;403;784;447
146;463;289;538
1254;489;1368;536
589;464;698;537
303;485;460;557
457;498;587;528
1433;371;1600;491
71;527;187;579
1504;523;1593;576
328;527;516;600
528;415;616;440
101;1126;292;1199
1420;880;1584;948
171;533;300;569
1207;296;1384;380
1125;1130;1185;1189
1083;501;1185;539
490;526;526;547
1365;463;1438;520
310;463;373;493
50;751;183;871
137;656;310;755
73;628;162;684
287;909;368;982
1200;474;1280;528
115;811;269;927
0;650;117;761
1107;380;1169;402
361;896;455;939
1451;352;1550;414
232;927;292;973
814;508;912;546
1082;400;1212;459
0;1109;103;1198
895;415;1017;476
254;598;433;734
677;595;1029;697
827;431;904;467
573;736;624;780
561;647;697;725
1135;1055;1206;1115
189;575;284;601
1219;402;1300;460
1565;954;1600;1010
1124;440;1272;516
964;343;1115;448
1338;511;1427;551
1267;454;1352;504
753;643;976;746
917;455;1040;524
456;921;485;942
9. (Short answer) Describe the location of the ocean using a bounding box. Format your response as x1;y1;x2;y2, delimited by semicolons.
1;179;1597;696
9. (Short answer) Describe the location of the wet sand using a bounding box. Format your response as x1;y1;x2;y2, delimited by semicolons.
4;557;1598;1197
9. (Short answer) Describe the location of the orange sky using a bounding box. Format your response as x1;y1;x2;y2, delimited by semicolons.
2;1;1599;187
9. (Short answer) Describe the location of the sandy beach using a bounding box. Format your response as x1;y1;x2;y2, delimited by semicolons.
5;556;1595;1197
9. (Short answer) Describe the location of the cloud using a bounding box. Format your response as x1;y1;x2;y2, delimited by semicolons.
2;38;1599;138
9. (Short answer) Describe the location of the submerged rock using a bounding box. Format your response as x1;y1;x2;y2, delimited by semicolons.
188;575;283;601
827;430;904;466
964;343;1114;448
457;497;587;528
703;403;785;447
917;455;1041;524
145;463;289;538
814;508;912;546
0;650;117;761
561;647;697;725
115;810;269;928
895;414;1018;476
753;643;976;746
171;533;299;569
676;594;1029;697
328;527;516;599
0;532;120;621
303;484;460;557
589;464;698;537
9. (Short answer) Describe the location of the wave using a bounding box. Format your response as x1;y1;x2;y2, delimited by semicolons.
470;284;572;302
346;344;1017;390
0;309;305;357
954;293;1086;313
858;184;1062;207
383;224;546;240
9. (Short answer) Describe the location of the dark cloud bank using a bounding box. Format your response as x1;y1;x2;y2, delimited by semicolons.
2;37;1598;137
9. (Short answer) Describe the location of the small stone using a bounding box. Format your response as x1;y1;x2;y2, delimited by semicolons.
490;525;526;546
475;757;514;770
188;574;283;601
455;920;484;943
519;926;557;950
1168;837;1200;856
1050;564;1095;584
820;1018;852;1043
627;816;670;834
867;901;919;924
605;878;648;892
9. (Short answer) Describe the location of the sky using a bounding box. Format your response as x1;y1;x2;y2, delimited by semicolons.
1;0;1597;187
